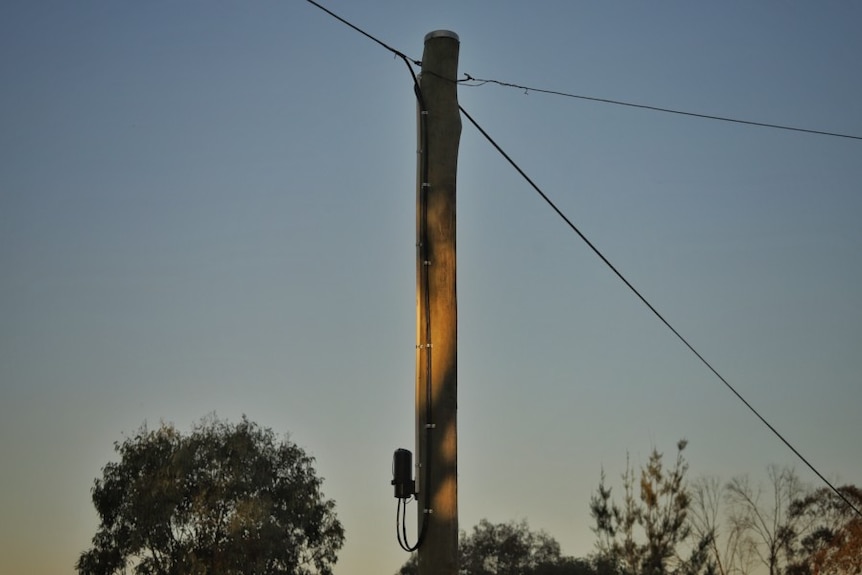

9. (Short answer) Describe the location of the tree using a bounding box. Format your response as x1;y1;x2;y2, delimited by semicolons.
786;485;862;575
589;440;710;575
532;557;605;575
395;519;591;575
76;416;345;575
460;519;564;575
689;476;756;575
725;465;807;575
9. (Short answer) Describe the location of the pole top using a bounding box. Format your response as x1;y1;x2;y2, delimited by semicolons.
424;30;459;43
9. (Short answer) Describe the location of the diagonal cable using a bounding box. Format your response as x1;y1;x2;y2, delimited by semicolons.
304;0;420;65
458;103;862;520
303;0;862;521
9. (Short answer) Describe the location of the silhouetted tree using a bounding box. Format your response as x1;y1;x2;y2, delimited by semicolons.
76;415;344;575
396;554;419;575
589;440;710;575
533;557;605;575
689;476;756;575
461;519;563;575
785;484;862;575
725;465;806;575
395;519;592;575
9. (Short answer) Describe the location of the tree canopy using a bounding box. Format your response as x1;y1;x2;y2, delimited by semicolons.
76;416;344;575
395;519;593;575
589;440;710;575
460;519;564;575
787;485;862;575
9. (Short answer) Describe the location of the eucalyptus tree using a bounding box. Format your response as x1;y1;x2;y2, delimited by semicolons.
77;416;344;575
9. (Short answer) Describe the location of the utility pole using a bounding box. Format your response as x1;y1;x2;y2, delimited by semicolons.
416;30;460;575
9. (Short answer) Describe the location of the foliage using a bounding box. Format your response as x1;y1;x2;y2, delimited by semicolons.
460;519;563;575
396;554;418;575
76;416;344;575
786;485;862;575
395;519;592;575
396;445;860;575
589;440;710;575
531;557;605;575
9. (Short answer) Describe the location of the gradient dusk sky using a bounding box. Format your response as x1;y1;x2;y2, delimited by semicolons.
2;2;861;574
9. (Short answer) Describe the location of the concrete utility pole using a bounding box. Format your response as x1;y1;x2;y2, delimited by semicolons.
416;30;461;575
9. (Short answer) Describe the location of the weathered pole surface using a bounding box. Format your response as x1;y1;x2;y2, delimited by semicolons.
416;30;460;575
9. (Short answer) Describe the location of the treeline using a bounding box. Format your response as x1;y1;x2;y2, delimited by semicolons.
398;440;861;575
75;419;858;575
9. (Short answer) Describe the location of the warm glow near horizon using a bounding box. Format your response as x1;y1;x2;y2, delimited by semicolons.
2;2;861;574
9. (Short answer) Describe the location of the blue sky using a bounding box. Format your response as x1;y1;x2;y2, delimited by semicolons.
1;2;861;573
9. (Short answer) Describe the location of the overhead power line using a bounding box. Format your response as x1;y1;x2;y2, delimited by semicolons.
305;0;861;142
459;74;862;141
304;0;420;66
303;0;862;521
458;103;862;520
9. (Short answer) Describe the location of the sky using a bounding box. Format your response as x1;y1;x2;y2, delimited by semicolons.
1;1;861;573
